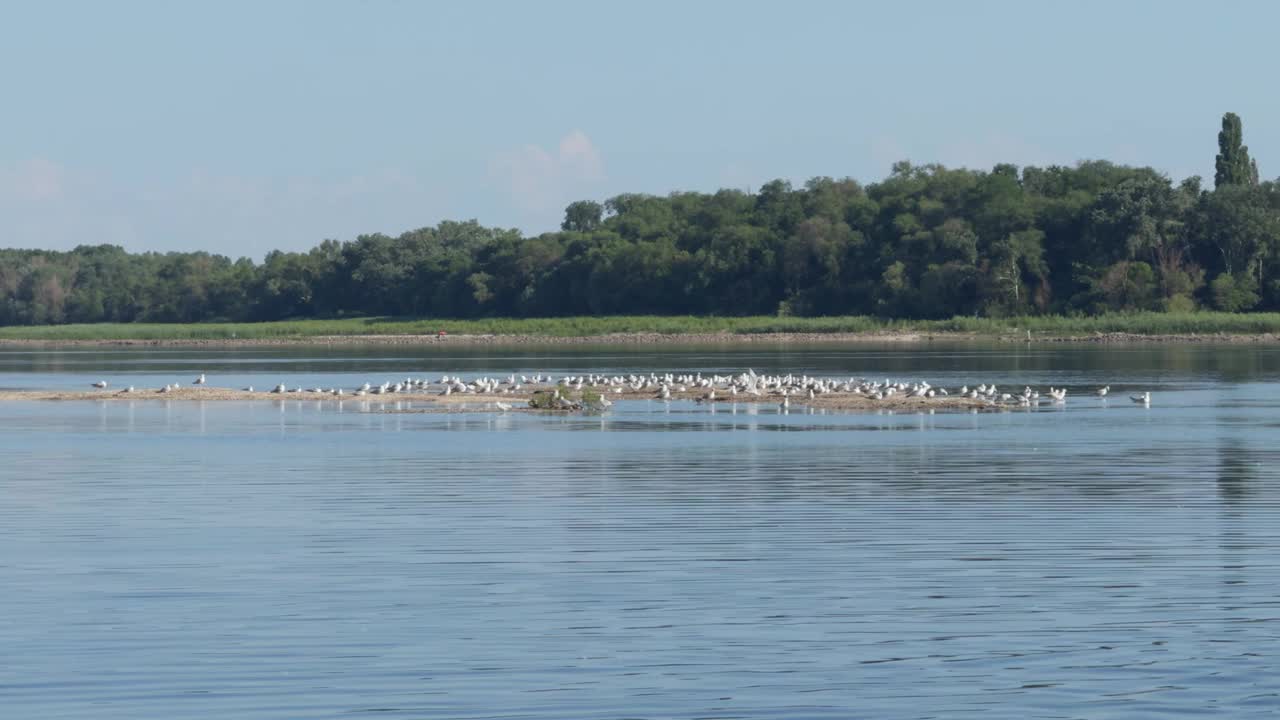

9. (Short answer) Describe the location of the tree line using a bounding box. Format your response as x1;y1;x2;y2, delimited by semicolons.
3;113;1278;326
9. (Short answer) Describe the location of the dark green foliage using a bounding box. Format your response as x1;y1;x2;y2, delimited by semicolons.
561;201;603;233
2;115;1279;325
1211;272;1260;312
1215;112;1258;189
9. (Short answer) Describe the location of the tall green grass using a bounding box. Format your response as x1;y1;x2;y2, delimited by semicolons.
2;312;1280;341
919;312;1280;335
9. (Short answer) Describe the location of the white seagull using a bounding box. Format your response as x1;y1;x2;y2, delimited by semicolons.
91;380;108;389
193;373;206;385
1130;391;1151;405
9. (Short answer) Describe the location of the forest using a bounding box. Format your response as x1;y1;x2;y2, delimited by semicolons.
2;113;1277;326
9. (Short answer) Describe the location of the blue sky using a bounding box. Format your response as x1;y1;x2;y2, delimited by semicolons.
3;0;1277;257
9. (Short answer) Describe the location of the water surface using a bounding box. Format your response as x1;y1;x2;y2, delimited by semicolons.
2;342;1278;718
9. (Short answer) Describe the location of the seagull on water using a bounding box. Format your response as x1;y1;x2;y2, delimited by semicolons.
1097;385;1110;397
91;380;108;389
1130;391;1151;405
193;373;206;385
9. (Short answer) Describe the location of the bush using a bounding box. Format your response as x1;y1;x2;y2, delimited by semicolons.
528;387;607;412
1162;294;1197;313
527;391;559;410
1097;261;1159;311
1211;273;1260;312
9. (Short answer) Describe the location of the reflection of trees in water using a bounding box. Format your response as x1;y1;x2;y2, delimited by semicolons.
1099;344;1276;382
555;442;1172;508
1216;435;1259;597
1216;437;1256;503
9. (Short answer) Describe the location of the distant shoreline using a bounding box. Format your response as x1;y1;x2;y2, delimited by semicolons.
4;312;1280;346
1;330;1278;348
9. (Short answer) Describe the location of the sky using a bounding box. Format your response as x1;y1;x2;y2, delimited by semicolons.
3;0;1279;257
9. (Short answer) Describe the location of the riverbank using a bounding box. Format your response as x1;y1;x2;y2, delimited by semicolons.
1;330;1278;347
2;313;1280;346
0;330;966;347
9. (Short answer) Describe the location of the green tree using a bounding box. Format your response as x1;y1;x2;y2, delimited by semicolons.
1096;261;1160;311
1215;112;1258;189
5;145;1280;326
561;200;603;232
1191;185;1280;284
1211;272;1260;312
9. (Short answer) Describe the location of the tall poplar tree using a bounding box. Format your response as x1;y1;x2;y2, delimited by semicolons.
1215;112;1258;188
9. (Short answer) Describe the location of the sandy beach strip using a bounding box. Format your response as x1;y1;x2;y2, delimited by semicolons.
0;385;995;412
0;387;517;403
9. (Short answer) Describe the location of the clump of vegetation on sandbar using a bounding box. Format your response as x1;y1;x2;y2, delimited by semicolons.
527;387;610;412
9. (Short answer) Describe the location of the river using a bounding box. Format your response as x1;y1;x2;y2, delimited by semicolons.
2;341;1278;718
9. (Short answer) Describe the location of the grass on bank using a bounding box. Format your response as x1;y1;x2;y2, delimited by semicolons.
2;312;1280;342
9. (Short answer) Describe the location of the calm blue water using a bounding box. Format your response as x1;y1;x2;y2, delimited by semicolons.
2;343;1279;719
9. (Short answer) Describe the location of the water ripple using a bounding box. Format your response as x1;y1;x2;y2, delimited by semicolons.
1;345;1279;718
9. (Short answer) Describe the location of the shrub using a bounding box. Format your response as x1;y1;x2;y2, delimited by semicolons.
1162;294;1197;313
527;391;559;410
1211;273;1260;312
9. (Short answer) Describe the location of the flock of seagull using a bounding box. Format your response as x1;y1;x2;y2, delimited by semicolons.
543;370;1154;409
88;370;1155;408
